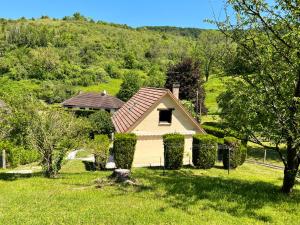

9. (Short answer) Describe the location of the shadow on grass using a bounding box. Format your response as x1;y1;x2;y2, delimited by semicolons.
132;169;300;223
0;171;43;181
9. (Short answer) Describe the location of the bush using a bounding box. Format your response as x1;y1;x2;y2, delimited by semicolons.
192;134;218;169
202;125;225;138
0;141;40;168
239;143;247;165
89;111;115;136
86;135;110;170
222;137;241;169
163;134;185;170
113;133;137;169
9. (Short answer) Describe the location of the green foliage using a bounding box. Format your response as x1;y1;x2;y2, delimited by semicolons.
240;143;247;166
117;71;143;101
165;58;207;114
192;134;218;169
113;133;137;169
27;110;89;177
163;133;185;170
89;111;115;136
202;125;225;138
0;141;39;168
222;137;241;169
85;135;110;170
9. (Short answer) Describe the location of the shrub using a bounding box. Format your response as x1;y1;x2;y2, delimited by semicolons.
89;111;115;136
113;133;137;169
239;143;247;165
202;125;225;138
163;133;185;170
222;137;241;169
192;134;218;169
0;141;40;168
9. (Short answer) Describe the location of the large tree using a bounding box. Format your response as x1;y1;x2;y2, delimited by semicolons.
217;0;300;193
165;58;207;115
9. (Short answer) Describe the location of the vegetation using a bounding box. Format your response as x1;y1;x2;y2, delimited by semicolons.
113;133;137;169
117;72;143;101
223;137;242;169
216;0;300;193
165;58;207;114
27;110;88;177
89;111;114;136
192;134;218;169
85;135;110;170
0;161;299;224
163;134;185;170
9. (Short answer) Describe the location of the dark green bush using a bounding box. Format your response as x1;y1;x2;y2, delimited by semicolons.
89;111;115;136
239;143;247;165
192;134;218;169
222;137;241;169
163;133;185;170
202;125;225;138
113;133;137;169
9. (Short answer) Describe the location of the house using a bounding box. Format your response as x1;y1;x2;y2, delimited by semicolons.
112;85;205;167
62;91;124;114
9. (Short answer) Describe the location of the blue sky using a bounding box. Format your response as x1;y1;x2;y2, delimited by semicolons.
0;0;229;28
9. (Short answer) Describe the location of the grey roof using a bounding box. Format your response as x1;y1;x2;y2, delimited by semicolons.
62;92;124;109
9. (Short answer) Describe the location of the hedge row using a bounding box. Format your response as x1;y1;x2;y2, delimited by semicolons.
113;133;137;169
163;134;185;170
192;134;218;169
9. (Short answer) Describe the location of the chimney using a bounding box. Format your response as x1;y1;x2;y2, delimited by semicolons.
172;83;180;99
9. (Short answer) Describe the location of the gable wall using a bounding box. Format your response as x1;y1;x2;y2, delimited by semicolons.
132;95;198;134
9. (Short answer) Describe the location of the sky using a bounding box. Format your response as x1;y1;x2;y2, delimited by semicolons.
0;0;229;29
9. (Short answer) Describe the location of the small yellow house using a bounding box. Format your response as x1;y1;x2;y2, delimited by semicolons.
112;86;205;167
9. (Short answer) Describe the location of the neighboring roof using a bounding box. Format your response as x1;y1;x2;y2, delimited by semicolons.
62;92;124;109
0;100;6;108
112;87;205;133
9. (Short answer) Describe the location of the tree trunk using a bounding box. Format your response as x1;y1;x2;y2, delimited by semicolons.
281;140;299;193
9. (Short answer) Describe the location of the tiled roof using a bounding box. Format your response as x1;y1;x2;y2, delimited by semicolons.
112;87;168;133
112;87;204;133
62;93;124;109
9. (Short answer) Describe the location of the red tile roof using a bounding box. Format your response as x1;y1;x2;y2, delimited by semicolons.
112;87;204;133
62;93;124;110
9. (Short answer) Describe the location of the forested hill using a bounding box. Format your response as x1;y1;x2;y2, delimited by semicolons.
0;15;206;88
136;26;205;38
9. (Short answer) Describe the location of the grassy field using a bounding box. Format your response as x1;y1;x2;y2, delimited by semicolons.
0;160;299;225
75;78;122;96
204;75;229;115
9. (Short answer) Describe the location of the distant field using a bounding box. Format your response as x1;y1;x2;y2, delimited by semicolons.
0;160;299;225
204;75;230;115
75;78;122;96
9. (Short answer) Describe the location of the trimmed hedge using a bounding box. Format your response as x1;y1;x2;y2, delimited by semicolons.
222;137;241;169
163;133;185;170
202;125;225;138
113;133;137;169
239;143;247;165
94;135;110;170
192;134;218;169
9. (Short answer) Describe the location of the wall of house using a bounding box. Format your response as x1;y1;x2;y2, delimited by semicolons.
132;95;198;134
131;94;200;167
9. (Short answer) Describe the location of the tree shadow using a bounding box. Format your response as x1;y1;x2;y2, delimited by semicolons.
0;171;43;181
132;169;300;223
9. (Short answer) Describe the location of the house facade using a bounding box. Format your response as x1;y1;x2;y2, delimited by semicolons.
112;86;205;167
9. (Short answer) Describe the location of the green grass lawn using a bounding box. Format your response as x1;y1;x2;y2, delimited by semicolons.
204;75;230;115
75;78;122;96
0;161;299;225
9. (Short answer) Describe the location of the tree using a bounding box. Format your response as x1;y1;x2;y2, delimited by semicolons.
193;30;229;81
216;0;300;193
89;110;115;136
117;72;143;102
28;110;88;178
165;58;207;115
85;134;110;170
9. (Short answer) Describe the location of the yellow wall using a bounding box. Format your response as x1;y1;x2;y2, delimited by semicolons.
131;95;198;167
